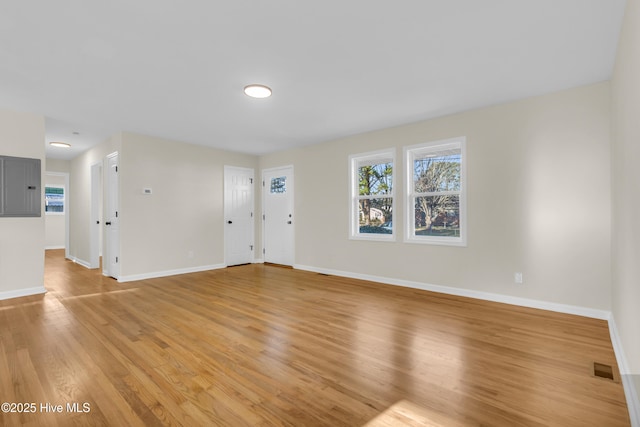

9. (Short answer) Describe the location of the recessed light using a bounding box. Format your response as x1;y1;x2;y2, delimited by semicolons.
50;142;71;148
244;84;272;99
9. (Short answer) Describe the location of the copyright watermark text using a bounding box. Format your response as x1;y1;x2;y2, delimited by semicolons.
1;402;91;414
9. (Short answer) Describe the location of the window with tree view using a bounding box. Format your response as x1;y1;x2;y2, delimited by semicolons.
350;149;395;240
406;138;466;245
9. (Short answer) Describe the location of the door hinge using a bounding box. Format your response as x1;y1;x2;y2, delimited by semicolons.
251;212;253;217
262;214;265;220
250;245;253;251
115;256;119;263
250;178;253;184
263;248;265;254
115;211;118;218
262;180;265;187
115;166;118;172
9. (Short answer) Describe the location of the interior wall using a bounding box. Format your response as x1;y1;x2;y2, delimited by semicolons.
44;173;66;249
0;108;46;298
260;82;611;310
611;0;640;420
45;158;70;173
68;133;121;266
119;132;258;279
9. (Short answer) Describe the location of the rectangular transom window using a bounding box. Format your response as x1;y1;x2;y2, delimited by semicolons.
349;149;395;240
405;137;466;246
45;185;65;214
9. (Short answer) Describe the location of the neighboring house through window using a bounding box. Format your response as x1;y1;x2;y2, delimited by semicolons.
349;149;395;240
45;185;65;214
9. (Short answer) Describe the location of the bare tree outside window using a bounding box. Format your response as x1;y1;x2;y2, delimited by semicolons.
413;153;461;236
406;138;466;245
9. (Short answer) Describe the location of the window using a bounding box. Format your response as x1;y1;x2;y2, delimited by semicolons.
45;185;65;214
270;176;286;194
349;149;395;240
405;137;466;246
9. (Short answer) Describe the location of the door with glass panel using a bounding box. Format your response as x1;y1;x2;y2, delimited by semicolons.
262;166;294;266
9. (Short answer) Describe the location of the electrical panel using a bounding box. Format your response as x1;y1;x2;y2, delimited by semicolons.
0;155;41;217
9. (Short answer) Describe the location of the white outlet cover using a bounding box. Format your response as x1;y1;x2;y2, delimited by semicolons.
515;272;523;284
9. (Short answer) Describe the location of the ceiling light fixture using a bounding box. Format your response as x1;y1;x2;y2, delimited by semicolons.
244;84;272;99
50;141;71;148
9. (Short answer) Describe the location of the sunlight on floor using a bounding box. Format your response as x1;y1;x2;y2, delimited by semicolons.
363;400;462;427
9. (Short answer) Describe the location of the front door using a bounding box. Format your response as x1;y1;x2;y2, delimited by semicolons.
224;166;255;266
263;166;294;266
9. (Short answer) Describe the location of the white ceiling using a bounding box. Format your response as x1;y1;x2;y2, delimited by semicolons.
0;1;627;160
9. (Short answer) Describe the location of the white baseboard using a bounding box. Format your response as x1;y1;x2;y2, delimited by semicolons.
253;258;264;264
294;264;611;320
609;315;640;427
45;245;65;250
67;256;92;269
118;263;227;283
0;286;47;301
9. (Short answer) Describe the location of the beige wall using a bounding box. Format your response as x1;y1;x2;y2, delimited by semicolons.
118;132;258;278
45;158;70;173
68;133;121;265
0;108;46;298
611;0;640;418
261;82;611;310
44;173;66;249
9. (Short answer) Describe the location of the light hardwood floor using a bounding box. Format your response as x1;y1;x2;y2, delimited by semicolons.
0;250;630;426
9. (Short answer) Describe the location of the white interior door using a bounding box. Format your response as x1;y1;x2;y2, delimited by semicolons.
263;166;294;266
104;152;119;279
224;166;255;266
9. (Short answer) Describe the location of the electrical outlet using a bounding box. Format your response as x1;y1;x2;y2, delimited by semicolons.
514;272;523;284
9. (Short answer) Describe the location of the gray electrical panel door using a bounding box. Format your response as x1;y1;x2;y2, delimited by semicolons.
0;155;41;217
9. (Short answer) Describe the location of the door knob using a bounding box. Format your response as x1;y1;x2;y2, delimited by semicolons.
227;220;233;224
287;221;292;224
105;221;112;225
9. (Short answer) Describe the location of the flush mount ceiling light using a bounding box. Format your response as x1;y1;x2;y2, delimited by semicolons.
244;84;272;99
50;141;71;148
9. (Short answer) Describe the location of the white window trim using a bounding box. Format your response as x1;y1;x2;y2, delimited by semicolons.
404;137;467;247
349;148;396;241
44;184;65;215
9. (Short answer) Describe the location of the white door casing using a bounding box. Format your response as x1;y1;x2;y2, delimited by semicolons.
89;162;102;269
104;152;119;279
44;171;70;257
224;166;255;266
262;166;294;266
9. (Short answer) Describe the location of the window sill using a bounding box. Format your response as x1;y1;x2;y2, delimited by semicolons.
404;236;467;247
350;234;396;242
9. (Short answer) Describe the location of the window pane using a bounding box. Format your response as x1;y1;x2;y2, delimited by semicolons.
45;186;64;213
359;162;393;196
359;197;393;234
414;151;461;193
414;195;459;237
270;176;286;194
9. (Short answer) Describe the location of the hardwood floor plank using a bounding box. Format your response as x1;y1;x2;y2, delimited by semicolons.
0;249;630;426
